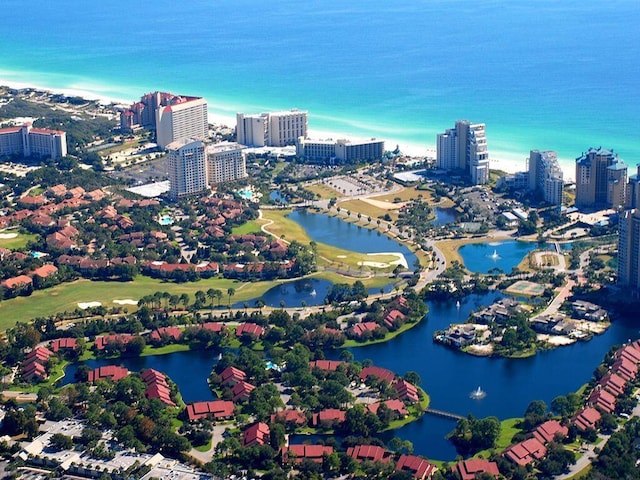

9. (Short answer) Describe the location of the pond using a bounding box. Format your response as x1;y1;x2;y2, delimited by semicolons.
233;278;333;308
431;207;458;227
458;240;552;274
61;291;640;461
288;210;419;271
61;349;219;404
270;190;289;204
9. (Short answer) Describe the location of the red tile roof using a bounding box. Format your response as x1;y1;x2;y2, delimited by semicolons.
94;334;135;350
396;454;437;480
309;360;344;371
150;326;183;342
50;338;77;352
588;388;616;413
141;369;175;406
231;381;256;402
346;445;390;463
599;372;627;397
1;275;33;289
312;409;347;427
88;365;129;383
32;264;58;278
533;420;568;445
201;322;225;332
393;379;420;403
454;459;500;480
220;366;247;386
351;321;380;337
242;422;270;447
367;399;409;416
283;444;334;463
271;409;307;426
236;322;265;338
359;366;396;384
185;400;235;421
504;437;547;466
573;407;601;431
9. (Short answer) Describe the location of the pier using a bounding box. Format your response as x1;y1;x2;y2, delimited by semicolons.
425;408;464;421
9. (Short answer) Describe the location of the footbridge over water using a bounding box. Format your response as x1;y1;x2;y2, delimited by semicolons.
425;408;465;421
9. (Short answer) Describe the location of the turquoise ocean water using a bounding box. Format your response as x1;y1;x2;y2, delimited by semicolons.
1;0;638;175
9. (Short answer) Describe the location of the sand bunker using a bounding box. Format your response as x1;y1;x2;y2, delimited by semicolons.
362;198;405;210
357;252;409;269
336;255;347;258
0;233;18;239
113;299;138;305
78;301;102;309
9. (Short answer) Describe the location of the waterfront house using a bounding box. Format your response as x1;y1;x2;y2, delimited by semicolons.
347;445;391;463
311;409;346;428
599;372;627;397
367;399;409;417
150;326;183;343
384;309;406;329
282;445;333;464
611;357;638;382
572;407;601;431
88;365;129;383
588;388;616;414
533;420;568;445
309;360;344;372
395;454;437;480
22;346;53;382
231;381;255;402
219;366;247;387
185;400;235;421
350;321;380;338
141;369;176;407
359;366;396;385
454;459;500;480
393;380;420;403
504;437;547;466
94;334;135;350
242;422;270;447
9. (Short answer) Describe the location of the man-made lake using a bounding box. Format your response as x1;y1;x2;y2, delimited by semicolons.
63;290;639;461
431;207;458;227
458;240;552;274
288;210;419;270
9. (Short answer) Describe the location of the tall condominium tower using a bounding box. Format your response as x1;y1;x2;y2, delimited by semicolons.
436;120;489;185
528;150;564;206
236;110;307;147
167;139;207;200
626;165;640;209
121;91;208;148
206;142;248;185
575;148;627;209
618;209;640;293
156;97;208;148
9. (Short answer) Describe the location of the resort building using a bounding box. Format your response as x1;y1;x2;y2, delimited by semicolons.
121;91;208;148
617;208;640;293
436;120;489;185
0;123;67;159
626;165;640;209
206;142;247;185
575;147;627;209
167;139;207;200
528;150;564;205
236;109;307;147
296;137;384;164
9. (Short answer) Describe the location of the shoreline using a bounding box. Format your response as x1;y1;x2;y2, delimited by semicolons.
1;78;571;178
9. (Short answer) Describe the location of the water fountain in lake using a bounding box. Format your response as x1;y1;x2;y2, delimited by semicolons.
488;249;500;261
469;386;486;400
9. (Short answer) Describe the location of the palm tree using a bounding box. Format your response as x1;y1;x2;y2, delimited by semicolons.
255;299;265;311
227;288;235;308
179;293;190;309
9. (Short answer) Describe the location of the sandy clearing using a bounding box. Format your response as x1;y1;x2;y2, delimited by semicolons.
78;301;102;309
113;299;138;305
367;252;408;269
361;198;406;210
0;233;18;239
538;334;576;346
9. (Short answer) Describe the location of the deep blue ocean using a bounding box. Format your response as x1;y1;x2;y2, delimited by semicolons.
1;0;639;174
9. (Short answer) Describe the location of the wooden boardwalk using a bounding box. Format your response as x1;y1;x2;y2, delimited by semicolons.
425;408;464;421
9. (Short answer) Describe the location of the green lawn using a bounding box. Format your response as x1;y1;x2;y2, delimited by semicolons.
231;220;264;235
0;271;395;329
342;317;424;348
0;232;38;250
